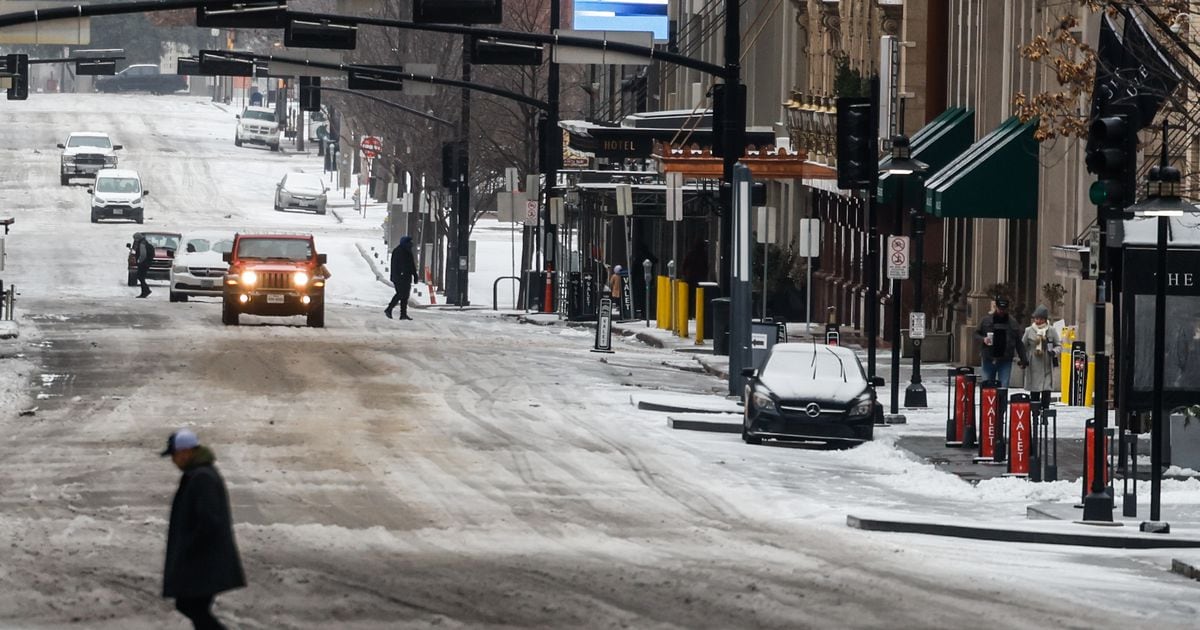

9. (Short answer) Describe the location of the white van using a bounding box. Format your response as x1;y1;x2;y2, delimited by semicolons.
88;169;148;224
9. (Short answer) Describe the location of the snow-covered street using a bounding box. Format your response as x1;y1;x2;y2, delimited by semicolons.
0;94;1197;628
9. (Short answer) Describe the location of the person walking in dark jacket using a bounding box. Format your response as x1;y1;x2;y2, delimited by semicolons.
974;297;1030;388
133;233;154;298
385;235;419;320
161;429;245;630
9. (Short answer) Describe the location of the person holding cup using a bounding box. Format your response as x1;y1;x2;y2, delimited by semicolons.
974;296;1029;388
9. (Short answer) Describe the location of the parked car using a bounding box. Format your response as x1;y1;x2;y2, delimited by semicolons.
741;343;883;448
88;169;148;224
126;231;180;287
235;106;280;151
95;64;188;94
58;132;121;185
221;233;327;327
274;172;328;214
169;232;235;303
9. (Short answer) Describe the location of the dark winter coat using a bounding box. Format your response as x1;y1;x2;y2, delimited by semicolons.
135;239;154;270
974;312;1030;365
162;446;246;599
391;242;419;286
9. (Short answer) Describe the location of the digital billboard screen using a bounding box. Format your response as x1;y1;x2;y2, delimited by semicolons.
573;1;669;42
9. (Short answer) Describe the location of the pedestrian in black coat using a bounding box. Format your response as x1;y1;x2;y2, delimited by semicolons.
134;233;154;298
161;429;245;630
385;235;420;320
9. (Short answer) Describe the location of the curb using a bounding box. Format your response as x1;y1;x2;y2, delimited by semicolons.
846;514;1200;549
352;242;428;310
668;416;742;434
636;399;741;414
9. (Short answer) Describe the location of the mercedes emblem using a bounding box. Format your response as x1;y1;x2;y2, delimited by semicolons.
805;403;821;417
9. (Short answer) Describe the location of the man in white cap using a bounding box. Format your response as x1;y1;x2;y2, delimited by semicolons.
161;429;245;629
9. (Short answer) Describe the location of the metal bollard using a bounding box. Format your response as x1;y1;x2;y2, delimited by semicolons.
674;280;689;338
1122;431;1137;517
694;285;706;345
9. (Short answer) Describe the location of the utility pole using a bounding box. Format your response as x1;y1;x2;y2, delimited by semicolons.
543;0;561;274
718;0;745;293
455;34;472;306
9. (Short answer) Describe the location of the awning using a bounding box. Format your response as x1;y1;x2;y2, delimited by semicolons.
561;110;777;161
876;107;974;206
924;116;1039;219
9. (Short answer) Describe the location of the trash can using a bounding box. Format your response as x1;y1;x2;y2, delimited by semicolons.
697;281;720;340
711;297;731;356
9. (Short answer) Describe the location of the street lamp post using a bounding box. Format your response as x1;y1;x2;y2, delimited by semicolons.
904;205;928;407
881;135;927;422
1130;122;1189;534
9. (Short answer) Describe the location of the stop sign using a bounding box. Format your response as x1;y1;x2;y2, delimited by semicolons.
360;136;382;158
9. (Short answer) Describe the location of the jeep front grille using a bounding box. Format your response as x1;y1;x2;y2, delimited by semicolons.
259;271;290;289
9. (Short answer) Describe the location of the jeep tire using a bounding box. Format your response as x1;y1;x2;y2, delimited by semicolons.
126;271;137;287
60;174;70;186
235;136;242;147
221;299;239;326
306;301;325;328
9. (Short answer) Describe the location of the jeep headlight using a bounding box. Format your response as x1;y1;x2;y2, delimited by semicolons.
849;398;873;418
292;271;309;287
751;389;776;413
241;270;257;285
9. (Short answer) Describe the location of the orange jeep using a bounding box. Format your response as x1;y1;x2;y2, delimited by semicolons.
221;233;328;327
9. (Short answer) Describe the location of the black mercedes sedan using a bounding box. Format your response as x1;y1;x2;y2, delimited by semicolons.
742;343;883;447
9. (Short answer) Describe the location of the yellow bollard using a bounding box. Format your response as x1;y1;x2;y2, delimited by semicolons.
1084;359;1096;407
695;286;705;345
656;276;670;329
1060;355;1072;405
675;280;689;338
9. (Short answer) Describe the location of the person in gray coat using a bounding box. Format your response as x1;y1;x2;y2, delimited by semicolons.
1022;304;1061;409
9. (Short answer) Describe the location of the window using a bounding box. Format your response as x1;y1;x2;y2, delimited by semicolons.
67;135;112;149
765;350;866;384
144;234;180;250
96;177;140;194
237;238;312;261
243;110;276;122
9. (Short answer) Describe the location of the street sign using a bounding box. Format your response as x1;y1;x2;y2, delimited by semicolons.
797;218;821;257
524;200;538;225
665;172;683;221
887;235;910;279
360;136;382;159
909;312;926;340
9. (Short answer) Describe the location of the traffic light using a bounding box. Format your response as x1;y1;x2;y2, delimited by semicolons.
299;76;321;112
835;97;875;189
414;0;502;24
6;53;28;101
1085;112;1137;213
442;141;468;187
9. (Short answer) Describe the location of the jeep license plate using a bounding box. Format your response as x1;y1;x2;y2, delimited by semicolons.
266;294;285;304
113;208;123;215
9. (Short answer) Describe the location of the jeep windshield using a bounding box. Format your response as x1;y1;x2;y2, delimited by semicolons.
67;136;112;149
237;238;312;261
242;110;276;122
143;234;180;250
96;177;140;194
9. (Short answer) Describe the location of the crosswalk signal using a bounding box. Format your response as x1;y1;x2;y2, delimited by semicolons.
6;53;28;101
1085;112;1137;214
836;97;875;189
299;76;321;112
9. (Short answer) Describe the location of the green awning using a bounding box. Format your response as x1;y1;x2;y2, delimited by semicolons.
924;116;1039;219
877;107;974;207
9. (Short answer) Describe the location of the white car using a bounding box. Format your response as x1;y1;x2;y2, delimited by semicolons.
58;132;121;185
235;106;280;151
88;169;148;224
274;172;328;215
169;232;235;302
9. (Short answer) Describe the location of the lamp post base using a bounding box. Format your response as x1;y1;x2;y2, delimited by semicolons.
1081;491;1114;522
1139;521;1171;534
903;382;928;408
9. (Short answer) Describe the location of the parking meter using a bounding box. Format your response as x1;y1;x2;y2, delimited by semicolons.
642;259;653;327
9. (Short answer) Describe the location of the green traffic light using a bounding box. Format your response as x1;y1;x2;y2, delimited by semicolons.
1089;181;1108;205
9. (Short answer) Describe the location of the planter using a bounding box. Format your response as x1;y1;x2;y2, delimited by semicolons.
901;331;953;363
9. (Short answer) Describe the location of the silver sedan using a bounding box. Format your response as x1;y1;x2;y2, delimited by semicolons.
274;172;328;215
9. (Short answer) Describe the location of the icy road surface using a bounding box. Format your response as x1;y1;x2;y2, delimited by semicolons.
0;94;1195;629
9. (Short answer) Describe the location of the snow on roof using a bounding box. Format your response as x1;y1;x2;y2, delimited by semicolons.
1120;210;1200;246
